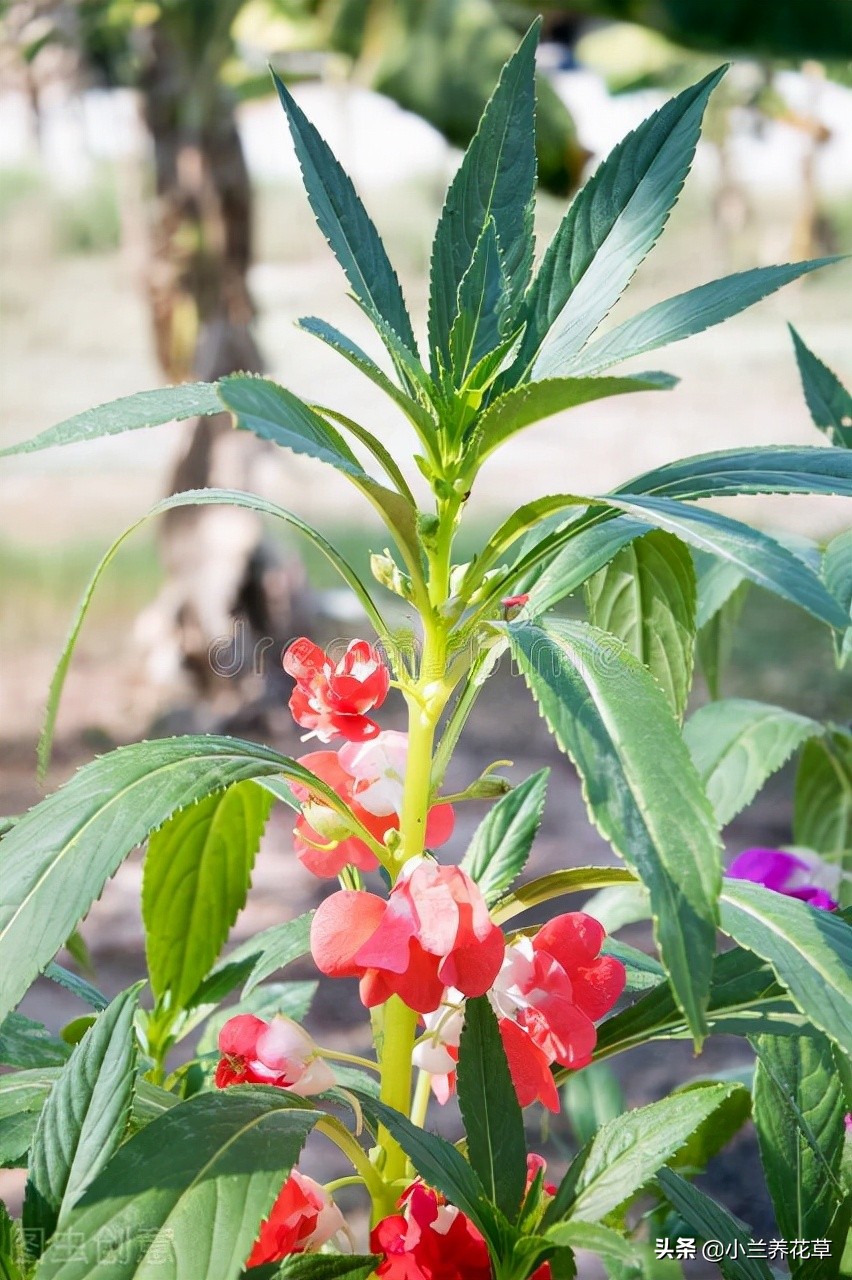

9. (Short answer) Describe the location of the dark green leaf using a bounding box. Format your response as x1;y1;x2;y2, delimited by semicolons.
668;1079;751;1175
247;1257;381;1280
143;782;274;1008
448;220;511;386
521;69;725;380
0;1070;58;1168
794;733;852;907
461;770;549;904
35;1088;321;1280
196;983;318;1057
43;964;108;1012
656;1169;772;1280
621;445;852;501
457;997;527;1220
790;324;852;447
684;699;822;826
565;1084;735;1222
0;384;223;458
0;1200;23;1279
0;1014;70;1070
696;582;749;699
273;73;416;355
428;23;538;367
823;530;852;667
753;1031;847;1269
585;530;696;719
694;552;748;629
508;619;721;1043
0;736;347;1022
187;913;314;1010
524;515;651;612
562;1063;625;1146
569;259;840;376
24;986;141;1250
719;879;852;1056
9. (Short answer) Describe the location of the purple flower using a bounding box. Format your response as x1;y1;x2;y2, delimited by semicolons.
726;847;839;910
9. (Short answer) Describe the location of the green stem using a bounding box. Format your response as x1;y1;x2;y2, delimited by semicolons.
317;1116;386;1203
410;1068;432;1127
321;1047;380;1073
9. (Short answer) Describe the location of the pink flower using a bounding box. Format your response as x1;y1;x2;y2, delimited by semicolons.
247;1170;346;1266
310;860;505;1014
727;847;839;910
214;1013;335;1095
284;637;390;742
501;593;530;610
292;733;454;878
371;1183;493;1280
414;913;625;1111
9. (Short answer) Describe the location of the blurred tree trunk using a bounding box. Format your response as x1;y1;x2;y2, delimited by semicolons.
134;24;306;711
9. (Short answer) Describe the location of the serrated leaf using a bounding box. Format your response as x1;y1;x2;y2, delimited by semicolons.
429;23;538;368
753;1031;847;1272
568;259;840;377
696;581;749;699
684;699;822;827
0;737;348;1022
0;1070;59;1168
794;732;852;857
0;1014;71;1070
790;324;852;448
508;619;721;1043
468;373;675;463
143;782;273;1008
565;1084;734;1222
272;73;416;356
448;220;511;386
546;1221;642;1271
562;1063;625;1146
585;530;696;719
719;879;852;1056
824;530;852;667
624;444;852;500
523;515;651;612
34;1088;321;1280
457;997;527;1220
0;1199;23;1279
24;986;141;1250
523;68;725;381
461;770;549;905
187;913;313;1010
0;384;223;457
217;375;420;566
43;964;109;1012
656;1169;773;1280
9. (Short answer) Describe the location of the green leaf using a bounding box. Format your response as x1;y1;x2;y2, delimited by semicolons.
187;913;314;1009
593;945;804;1064
217;375;420;566
43;965;109;1013
461;770;549;905
546;1221;642;1272
428;22;538;368
272;72;417;356
684;699;822;827
623;444;852;500
143;782;274;1008
246;1257;381;1280
491;865;640;924
0;1070;58;1168
562;1063;625;1146
0;383;223;458
196;983;319;1058
656;1169;773;1280
668;1079;751;1175
355;1095;488;1233
37;484;385;778
35;1088;321;1280
585;530;696;719
0;1014;71;1069
752;1031;848;1268
0;736;348;1022
469;373;676;464
24;986;141;1250
508;619;721;1043
521;69;725;381
448;220;511;386
794;731;852;877
523;515;651;612
823;530;852;666
790;324;852;447
568;259;840;377
696;581;749;699
694;552;748;629
0;1200;23;1280
457;997;527;1221
719;879;852;1056
565;1084;735;1222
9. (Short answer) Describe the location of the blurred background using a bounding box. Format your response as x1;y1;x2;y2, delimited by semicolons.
1;0;851;1241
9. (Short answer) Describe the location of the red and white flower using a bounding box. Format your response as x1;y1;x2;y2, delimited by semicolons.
310;859;505;1014
371;1183;493;1280
292;732;454;878
247;1170;347;1266
214;1013;335;1095
284;636;390;743
413;912;625;1110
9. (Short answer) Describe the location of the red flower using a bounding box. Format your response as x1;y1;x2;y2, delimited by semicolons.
247;1170;345;1266
371;1184;492;1280
214;1013;335;1095
292;733;454;878
284;637;390;742
310;860;505;1014
501;593;530;609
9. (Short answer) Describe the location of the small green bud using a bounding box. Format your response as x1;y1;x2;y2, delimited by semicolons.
370;550;414;600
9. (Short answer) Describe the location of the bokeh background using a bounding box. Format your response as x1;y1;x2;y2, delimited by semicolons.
1;0;851;1248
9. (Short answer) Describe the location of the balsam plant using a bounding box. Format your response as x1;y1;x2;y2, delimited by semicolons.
1;23;851;1280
